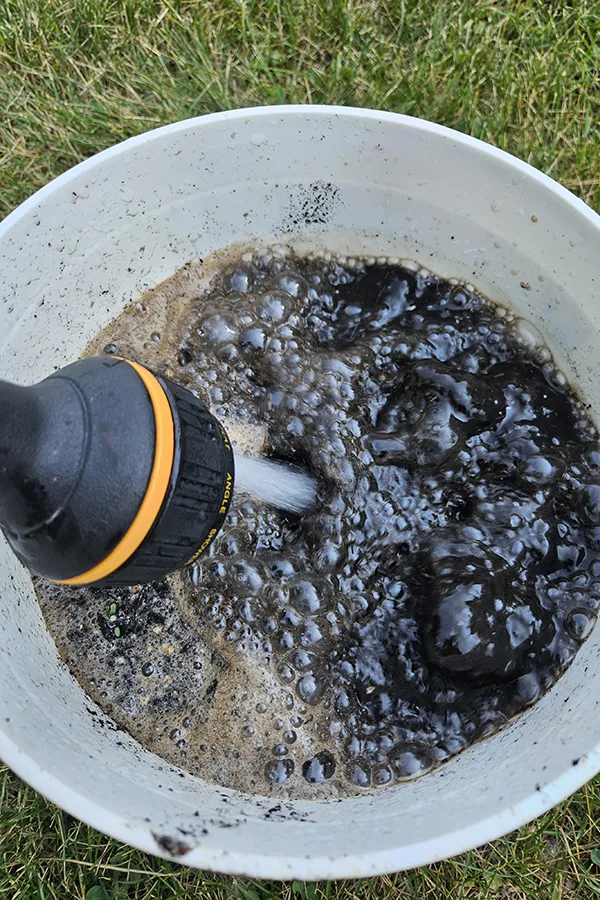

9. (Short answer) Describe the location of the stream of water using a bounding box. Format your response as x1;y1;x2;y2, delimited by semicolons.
233;452;318;514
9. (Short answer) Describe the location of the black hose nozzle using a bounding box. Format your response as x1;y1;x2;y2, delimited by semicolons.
0;357;234;586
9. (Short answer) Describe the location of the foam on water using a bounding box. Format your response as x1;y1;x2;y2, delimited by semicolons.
233;453;318;514
33;246;600;800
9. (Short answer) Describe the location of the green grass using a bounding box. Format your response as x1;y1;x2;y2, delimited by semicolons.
1;0;600;896
1;763;600;899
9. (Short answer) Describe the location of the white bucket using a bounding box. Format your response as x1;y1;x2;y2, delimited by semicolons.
1;106;600;880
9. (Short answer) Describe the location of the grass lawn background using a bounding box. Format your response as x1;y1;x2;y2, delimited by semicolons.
1;1;599;897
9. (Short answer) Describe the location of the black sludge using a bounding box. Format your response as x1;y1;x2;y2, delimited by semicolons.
35;251;600;798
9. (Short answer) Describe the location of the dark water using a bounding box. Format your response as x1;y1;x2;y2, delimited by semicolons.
36;251;600;797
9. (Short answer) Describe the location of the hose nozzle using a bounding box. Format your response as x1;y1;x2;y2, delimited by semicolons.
0;357;234;586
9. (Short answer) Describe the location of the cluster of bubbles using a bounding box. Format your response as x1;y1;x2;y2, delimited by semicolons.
172;249;600;789
38;247;600;795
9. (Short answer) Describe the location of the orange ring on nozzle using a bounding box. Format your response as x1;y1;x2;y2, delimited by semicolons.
55;361;175;586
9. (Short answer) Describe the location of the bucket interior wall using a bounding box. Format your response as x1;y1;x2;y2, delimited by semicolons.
1;107;599;878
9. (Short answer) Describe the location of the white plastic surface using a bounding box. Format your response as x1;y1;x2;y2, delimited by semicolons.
1;106;600;879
